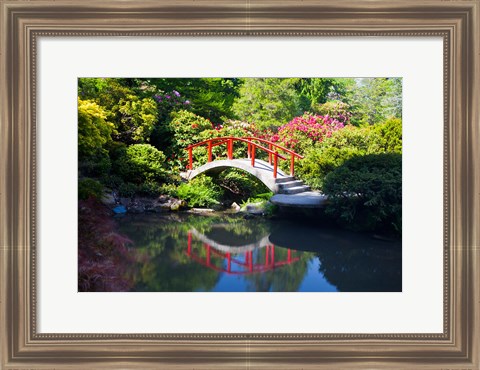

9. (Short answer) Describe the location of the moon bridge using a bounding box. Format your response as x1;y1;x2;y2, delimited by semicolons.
180;137;311;194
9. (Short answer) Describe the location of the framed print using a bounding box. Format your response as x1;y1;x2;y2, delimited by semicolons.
1;0;479;368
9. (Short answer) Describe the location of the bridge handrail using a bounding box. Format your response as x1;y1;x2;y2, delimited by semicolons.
244;137;304;159
185;137;285;159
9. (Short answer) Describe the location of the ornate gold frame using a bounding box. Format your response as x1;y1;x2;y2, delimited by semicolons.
1;0;479;368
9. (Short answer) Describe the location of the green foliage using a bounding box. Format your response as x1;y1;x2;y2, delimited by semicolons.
147;78;240;125
176;175;224;207
116;96;158;143
323;153;402;234
218;169;270;198
79;78;158;144
119;182;164;198
348;78;402;126
118;182;138;198
298;78;355;109
167;110;214;168
232;78;302;130
78;178;104;200
295;125;381;189
314;100;352;124
78;99;113;159
374;117;402;153
79;151;112;178
115;144;167;184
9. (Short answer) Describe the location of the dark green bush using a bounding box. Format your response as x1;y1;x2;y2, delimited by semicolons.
78;151;112;178
118;182;138;198
322;153;402;234
217;169;270;199
115;144;167;184
78;178;104;200
176;175;223;207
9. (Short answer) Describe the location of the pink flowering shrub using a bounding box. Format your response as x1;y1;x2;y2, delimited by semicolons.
274;113;345;153
315;100;352;125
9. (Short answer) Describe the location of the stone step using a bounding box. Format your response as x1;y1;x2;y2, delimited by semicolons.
276;180;304;189
279;185;311;194
274;176;296;184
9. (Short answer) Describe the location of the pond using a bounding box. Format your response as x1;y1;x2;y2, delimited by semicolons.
115;212;402;292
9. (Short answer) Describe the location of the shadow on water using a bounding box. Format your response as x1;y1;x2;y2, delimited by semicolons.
116;212;401;292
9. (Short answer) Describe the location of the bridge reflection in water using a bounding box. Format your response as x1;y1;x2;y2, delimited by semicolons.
186;231;300;275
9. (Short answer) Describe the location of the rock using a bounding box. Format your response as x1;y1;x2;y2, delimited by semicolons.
127;202;145;214
170;199;186;211
157;195;170;203
245;202;265;215
230;202;240;211
190;208;214;213
144;202;155;212
102;191;117;206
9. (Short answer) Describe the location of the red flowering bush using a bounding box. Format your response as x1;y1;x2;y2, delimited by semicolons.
274;113;345;153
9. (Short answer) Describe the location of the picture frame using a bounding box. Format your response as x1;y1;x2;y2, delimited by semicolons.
1;0;478;368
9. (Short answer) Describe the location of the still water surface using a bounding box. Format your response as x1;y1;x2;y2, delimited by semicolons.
116;213;401;292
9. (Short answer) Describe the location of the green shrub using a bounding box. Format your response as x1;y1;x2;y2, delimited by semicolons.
375;117;402;153
118;182;138;198
217;169;270;198
115;144;167;184
100;174;124;190
322;153;402;234
78;178;104;200
314;100;352;124
78;151;111;178
295;125;382;189
176;175;223;207
136;182;163;197
157;183;179;198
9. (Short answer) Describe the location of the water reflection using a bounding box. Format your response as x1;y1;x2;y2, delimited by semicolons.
187;231;301;276
116;213;401;292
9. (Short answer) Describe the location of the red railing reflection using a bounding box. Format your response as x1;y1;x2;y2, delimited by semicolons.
186;231;300;275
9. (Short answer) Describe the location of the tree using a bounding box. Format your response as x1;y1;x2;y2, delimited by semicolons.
347;78;402;125
78;78;158;144
146;78;241;124
232;78;302;130
298;78;355;111
78;98;113;159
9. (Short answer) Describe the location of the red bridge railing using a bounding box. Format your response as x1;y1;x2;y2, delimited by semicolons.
185;136;304;178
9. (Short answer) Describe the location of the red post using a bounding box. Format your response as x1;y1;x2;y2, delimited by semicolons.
265;246;269;266
251;145;256;167
247;142;251;159
227;252;231;273
249;251;253;272
187;232;192;255
268;144;272;164
273;152;278;178
208;141;212;162
188;148;193;170
206;244;211;265
290;154;295;176
287;249;291;263
227;139;233;159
